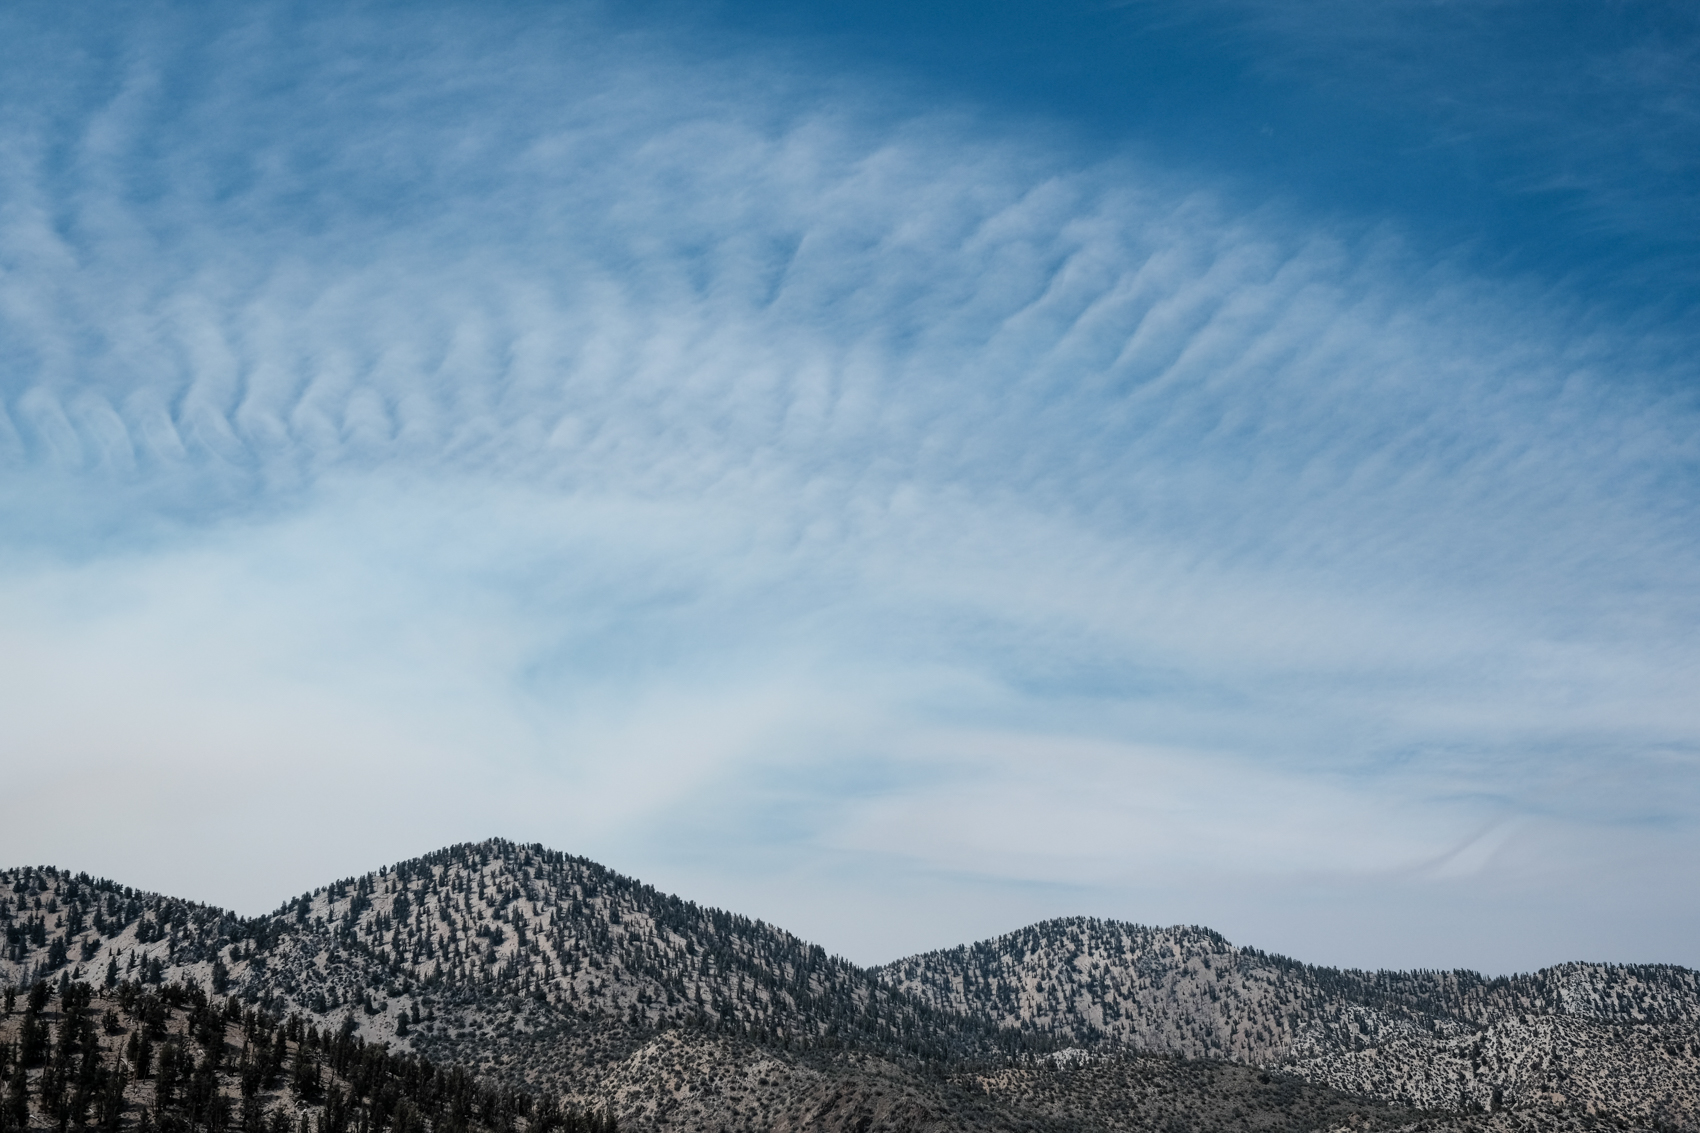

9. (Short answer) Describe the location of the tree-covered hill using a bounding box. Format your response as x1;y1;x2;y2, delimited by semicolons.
4;844;1697;1132
0;972;612;1133
878;916;1700;1125
2;842;998;1065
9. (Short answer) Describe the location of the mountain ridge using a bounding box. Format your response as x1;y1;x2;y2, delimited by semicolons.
4;838;1696;1132
878;914;1700;1123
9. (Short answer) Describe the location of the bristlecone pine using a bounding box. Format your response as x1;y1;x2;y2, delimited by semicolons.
3;839;1695;1133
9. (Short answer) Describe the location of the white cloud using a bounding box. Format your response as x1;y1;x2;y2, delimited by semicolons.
0;0;1696;970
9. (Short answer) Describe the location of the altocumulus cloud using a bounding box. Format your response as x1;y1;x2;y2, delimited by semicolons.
1;0;1697;972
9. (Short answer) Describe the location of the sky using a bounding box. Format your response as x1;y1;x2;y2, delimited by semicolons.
1;0;1698;976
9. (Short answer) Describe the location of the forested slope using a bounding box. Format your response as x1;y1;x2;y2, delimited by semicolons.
3;843;995;1065
879;917;1700;1126
5;844;1697;1133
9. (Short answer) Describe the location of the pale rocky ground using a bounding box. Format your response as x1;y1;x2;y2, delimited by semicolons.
538;1029;1670;1133
880;917;1700;1129
1286;1016;1698;1128
5;844;1697;1132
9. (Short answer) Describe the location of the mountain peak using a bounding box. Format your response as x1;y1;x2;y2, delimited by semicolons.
4;846;1697;1131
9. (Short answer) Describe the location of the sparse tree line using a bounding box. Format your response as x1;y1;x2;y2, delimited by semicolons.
0;974;615;1133
882;915;1700;1067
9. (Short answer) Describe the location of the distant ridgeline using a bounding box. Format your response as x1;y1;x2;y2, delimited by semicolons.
879;918;1700;1118
3;841;1697;1133
1;847;1000;1062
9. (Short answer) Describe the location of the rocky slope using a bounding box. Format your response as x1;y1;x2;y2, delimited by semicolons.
3;843;988;1063
4;842;1698;1133
539;1027;1649;1133
878;917;1700;1126
0;969;1654;1133
0;974;609;1133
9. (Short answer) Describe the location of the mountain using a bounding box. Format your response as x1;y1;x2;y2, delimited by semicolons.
878;917;1700;1127
0;971;1645;1133
5;842;992;1060
4;840;1697;1133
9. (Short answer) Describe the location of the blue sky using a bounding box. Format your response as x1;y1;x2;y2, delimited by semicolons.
1;0;1697;973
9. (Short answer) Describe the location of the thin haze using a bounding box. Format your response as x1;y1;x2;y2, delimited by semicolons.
1;0;1697;974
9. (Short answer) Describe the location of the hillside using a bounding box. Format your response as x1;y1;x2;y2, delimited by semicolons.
4;843;990;1063
4;841;1698;1133
879;917;1700;1126
0;973;1654;1133
0;973;610;1133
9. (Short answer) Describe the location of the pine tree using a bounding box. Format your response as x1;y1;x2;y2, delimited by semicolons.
38;1058;66;1130
3;1072;26;1133
154;1042;181;1112
100;1060;129;1129
20;1014;49;1068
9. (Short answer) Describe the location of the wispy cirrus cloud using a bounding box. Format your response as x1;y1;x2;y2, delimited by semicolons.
0;0;1696;971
